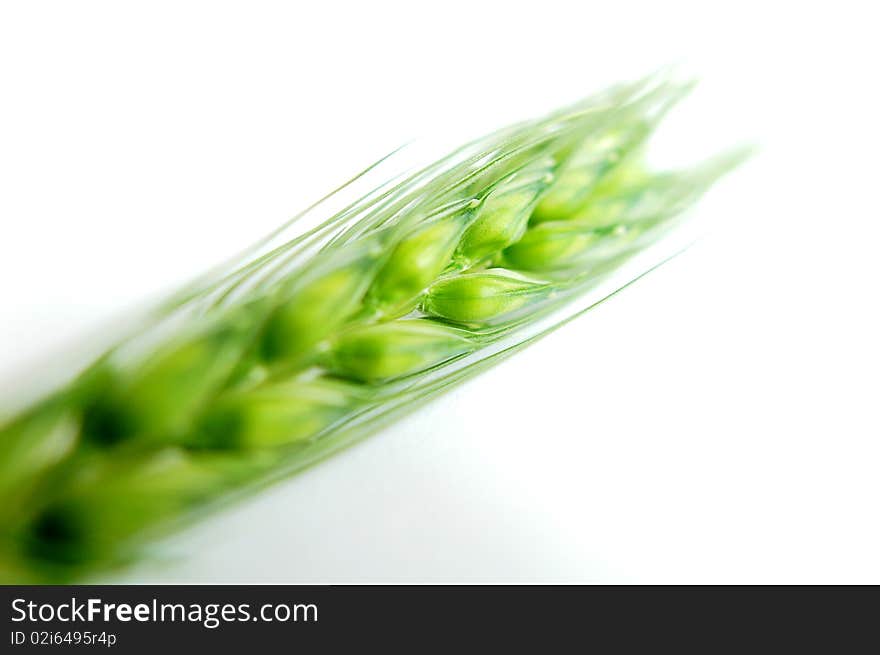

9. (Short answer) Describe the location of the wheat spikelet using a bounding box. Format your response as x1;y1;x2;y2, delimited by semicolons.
0;74;747;581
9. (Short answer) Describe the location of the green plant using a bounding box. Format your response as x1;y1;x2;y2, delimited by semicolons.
0;74;746;581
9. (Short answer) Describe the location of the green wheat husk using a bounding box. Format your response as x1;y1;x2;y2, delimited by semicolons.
0;73;748;582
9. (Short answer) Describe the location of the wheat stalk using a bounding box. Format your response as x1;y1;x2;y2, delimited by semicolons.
0;74;746;581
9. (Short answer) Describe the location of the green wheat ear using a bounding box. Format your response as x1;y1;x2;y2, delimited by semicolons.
0;73;749;581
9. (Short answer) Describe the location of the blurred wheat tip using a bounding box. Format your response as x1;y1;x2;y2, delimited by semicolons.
0;73;749;581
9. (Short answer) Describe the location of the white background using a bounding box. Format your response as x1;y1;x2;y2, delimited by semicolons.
1;1;878;583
